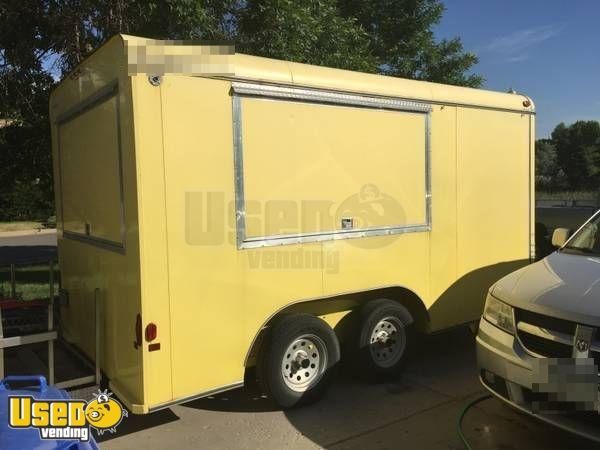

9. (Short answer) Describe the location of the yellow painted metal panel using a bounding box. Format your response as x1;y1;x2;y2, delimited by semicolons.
426;105;458;330
529;115;536;260
117;35;534;114
229;53;293;85
456;108;530;270
58;95;122;243
320;105;454;314
160;76;249;399
286;60;433;104
129;73;174;407
52;35;127;111
49;35;535;413
438;107;531;329
241;98;426;237
160;76;326;400
56;240;142;401
322;233;430;300
50;36;145;411
226;51;533;113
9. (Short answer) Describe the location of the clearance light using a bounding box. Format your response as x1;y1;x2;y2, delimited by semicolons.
145;323;157;342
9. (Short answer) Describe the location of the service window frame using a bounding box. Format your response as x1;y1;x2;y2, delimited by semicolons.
55;82;126;253
231;81;432;249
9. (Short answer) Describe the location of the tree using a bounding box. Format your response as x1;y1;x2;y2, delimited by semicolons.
338;0;483;87
535;138;559;191
0;0;237;221
236;0;377;73
0;0;482;221
552;121;600;191
0;0;58;220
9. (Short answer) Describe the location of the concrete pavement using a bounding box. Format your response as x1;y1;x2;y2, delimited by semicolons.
99;328;598;450
0;228;57;245
0;229;57;265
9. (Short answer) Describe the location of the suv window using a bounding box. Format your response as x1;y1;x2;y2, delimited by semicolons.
562;213;600;255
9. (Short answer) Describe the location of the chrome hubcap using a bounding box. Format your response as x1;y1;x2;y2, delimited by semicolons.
369;316;405;368
281;334;327;392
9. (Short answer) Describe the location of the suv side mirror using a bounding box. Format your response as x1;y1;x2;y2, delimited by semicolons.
552;228;572;247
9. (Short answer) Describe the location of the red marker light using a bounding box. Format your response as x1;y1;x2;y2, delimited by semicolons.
145;323;157;342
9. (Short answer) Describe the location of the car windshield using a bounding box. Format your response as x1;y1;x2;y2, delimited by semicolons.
562;213;600;255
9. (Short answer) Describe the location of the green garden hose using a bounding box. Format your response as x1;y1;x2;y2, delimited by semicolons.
457;393;493;449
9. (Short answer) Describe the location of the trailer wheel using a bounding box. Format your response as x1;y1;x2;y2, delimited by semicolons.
259;314;340;408
356;299;413;380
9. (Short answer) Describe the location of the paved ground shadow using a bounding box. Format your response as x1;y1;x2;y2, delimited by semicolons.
180;327;598;449
95;408;180;443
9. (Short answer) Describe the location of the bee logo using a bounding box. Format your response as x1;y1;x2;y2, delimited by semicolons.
8;387;127;442
84;390;128;435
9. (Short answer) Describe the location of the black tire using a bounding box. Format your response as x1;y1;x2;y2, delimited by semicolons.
258;314;340;409
355;299;413;380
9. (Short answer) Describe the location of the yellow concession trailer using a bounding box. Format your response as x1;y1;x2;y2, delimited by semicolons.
49;35;535;412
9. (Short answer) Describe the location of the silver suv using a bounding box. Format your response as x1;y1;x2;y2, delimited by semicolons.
477;210;600;441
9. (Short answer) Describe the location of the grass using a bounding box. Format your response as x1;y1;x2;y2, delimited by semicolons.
0;221;43;232
0;265;59;301
0;282;55;301
536;191;598;201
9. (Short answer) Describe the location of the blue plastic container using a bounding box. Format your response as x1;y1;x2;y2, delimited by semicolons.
0;376;99;450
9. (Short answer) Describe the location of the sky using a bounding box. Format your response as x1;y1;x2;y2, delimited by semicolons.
435;0;600;138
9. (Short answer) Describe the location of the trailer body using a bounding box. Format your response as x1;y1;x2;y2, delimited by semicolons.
49;35;535;413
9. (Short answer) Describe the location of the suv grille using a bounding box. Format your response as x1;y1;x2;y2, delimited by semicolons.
515;309;576;358
515;309;576;335
515;309;600;365
517;330;573;358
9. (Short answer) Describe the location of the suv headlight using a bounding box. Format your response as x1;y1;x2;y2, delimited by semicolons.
483;294;515;334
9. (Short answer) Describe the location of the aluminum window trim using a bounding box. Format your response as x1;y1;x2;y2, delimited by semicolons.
231;82;432;250
214;76;535;115
55;82;126;253
231;81;434;113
